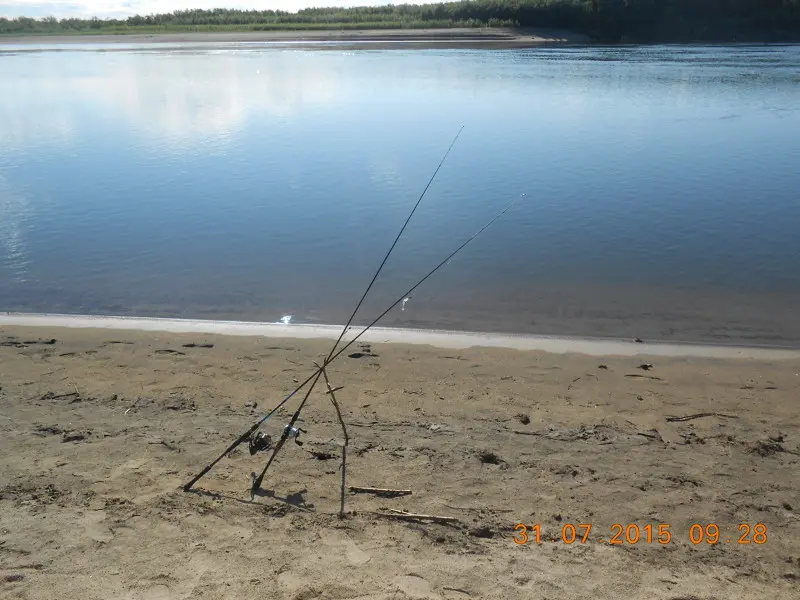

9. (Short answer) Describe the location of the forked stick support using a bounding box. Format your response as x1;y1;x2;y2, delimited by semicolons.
315;362;350;518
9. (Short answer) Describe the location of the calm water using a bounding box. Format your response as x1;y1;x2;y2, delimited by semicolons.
1;43;799;345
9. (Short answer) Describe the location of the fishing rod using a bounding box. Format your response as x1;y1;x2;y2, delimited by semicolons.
183;127;464;493
187;192;523;495
247;129;468;497
249;192;523;496
185;191;523;494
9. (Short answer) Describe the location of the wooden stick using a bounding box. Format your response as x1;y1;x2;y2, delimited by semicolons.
349;486;412;496
318;363;349;518
665;412;738;422
370;510;459;523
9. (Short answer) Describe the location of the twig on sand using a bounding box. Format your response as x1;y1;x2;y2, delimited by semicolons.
370;509;459;523
443;587;472;596
5;563;45;570
28;390;79;402
124;398;140;415
510;429;547;437
148;439;180;451
625;374;664;381
568;374;598;390
350;486;412;497
666;413;738;422
443;504;513;513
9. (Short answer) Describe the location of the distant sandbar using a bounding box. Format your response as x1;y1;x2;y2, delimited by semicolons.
0;27;590;49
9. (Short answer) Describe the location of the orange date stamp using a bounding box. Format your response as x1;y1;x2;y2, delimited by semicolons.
512;523;768;545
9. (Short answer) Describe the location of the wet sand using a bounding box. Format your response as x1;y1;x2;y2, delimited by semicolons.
0;27;590;49
2;313;800;359
0;322;798;598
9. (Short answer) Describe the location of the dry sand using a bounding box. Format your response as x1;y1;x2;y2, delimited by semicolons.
0;27;589;49
1;323;799;599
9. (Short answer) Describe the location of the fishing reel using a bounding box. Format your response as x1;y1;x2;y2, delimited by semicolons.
248;431;273;455
284;424;307;447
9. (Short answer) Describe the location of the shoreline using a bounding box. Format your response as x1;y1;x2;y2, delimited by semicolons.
0;27;590;49
3;312;799;359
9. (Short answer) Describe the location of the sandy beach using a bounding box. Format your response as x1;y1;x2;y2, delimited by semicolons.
1;319;798;599
0;27;589;49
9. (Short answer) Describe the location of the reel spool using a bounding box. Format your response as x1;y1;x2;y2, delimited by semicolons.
248;432;273;455
284;425;307;446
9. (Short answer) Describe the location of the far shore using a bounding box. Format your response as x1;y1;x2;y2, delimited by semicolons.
0;26;590;49
2;312;799;359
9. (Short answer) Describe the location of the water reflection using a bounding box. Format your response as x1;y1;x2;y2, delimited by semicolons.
0;75;76;154
0;173;32;282
1;49;341;153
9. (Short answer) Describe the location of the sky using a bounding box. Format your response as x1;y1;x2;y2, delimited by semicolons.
0;0;389;18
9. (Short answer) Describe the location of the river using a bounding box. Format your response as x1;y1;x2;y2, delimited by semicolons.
1;43;799;345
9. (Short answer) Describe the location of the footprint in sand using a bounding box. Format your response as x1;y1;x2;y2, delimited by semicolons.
130;477;183;505
277;579;366;600
132;552;212;600
394;574;441;599
136;585;172;600
171;553;212;598
109;458;150;480
100;458;181;505
345;543;371;565
82;510;114;543
277;570;307;595
319;531;372;565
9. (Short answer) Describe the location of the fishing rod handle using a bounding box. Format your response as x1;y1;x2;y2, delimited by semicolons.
182;421;261;491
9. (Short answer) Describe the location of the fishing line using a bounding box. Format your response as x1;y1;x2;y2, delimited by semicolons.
325;193;524;367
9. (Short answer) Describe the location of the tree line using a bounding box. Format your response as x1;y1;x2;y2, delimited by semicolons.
2;1;799;42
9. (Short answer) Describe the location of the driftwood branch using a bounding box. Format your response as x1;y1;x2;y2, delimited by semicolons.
370;509;459;523
350;486;412;497
665;412;738;422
